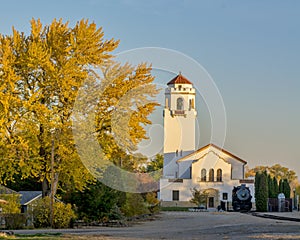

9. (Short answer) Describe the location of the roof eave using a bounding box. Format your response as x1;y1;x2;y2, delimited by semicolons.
176;143;247;164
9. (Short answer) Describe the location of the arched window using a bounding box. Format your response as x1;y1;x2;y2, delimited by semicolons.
209;169;214;182
217;169;222;182
177;97;184;110
201;169;206;181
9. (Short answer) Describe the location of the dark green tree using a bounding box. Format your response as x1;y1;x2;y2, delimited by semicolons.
121;193;150;217
283;179;291;198
67;180;126;222
254;172;260;199
279;179;291;198
255;171;268;212
279;179;283;194
272;176;279;197
268;174;275;198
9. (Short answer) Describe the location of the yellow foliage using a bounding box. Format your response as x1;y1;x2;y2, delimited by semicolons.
0;18;118;189
246;164;297;183
0;18;159;195
0;194;21;214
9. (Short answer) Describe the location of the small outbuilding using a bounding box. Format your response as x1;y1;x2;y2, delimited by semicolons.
19;191;42;213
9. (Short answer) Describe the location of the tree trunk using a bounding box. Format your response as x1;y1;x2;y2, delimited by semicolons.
38;121;50;198
42;177;50;197
52;172;59;197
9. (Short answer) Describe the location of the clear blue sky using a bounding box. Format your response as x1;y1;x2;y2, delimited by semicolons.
2;0;300;177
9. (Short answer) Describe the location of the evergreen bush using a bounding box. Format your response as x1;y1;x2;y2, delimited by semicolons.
255;171;268;212
121;193;149;217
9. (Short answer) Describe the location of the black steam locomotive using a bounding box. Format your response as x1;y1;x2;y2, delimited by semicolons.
232;184;252;212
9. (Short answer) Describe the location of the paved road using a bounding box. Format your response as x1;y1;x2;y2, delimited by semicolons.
15;211;300;239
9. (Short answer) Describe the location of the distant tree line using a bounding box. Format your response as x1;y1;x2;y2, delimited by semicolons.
246;164;297;183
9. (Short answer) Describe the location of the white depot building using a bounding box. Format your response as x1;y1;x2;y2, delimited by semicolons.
159;73;254;209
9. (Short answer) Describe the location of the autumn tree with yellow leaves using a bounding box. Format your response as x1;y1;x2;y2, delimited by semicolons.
0;18;158;197
245;164;297;183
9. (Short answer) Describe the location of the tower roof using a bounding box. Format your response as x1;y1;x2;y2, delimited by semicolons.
167;73;192;85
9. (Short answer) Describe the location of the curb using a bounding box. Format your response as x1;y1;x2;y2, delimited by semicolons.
252;212;300;222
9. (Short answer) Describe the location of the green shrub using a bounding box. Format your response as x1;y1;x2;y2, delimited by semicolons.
67;180;126;222
145;192;160;213
32;197;76;228
4;213;26;229
108;205;124;221
53;201;76;228
32;198;50;228
121;193;149;217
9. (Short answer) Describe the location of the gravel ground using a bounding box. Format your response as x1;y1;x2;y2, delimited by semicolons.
15;211;300;240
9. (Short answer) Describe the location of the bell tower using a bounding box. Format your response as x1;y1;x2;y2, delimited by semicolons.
163;73;197;178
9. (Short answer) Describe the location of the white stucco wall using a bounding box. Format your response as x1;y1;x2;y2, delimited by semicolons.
191;151;232;183
163;82;197;178
159;178;255;204
160;145;255;206
163;110;196;154
177;145;246;180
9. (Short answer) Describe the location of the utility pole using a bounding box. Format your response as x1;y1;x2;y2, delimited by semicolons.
50;131;55;228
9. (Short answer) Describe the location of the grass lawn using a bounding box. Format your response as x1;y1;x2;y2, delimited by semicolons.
0;233;62;240
0;233;114;240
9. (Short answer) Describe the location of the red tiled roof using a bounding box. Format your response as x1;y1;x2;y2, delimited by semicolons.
167;73;192;85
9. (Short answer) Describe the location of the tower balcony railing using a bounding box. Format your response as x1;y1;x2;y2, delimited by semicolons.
172;110;186;116
174;110;185;115
166;88;195;93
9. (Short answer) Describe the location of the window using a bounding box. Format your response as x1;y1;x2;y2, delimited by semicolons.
172;190;179;201
223;193;228;200
209;169;214;182
217;169;222;182
201;169;206;181
188;99;195;110
177;97;184;110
